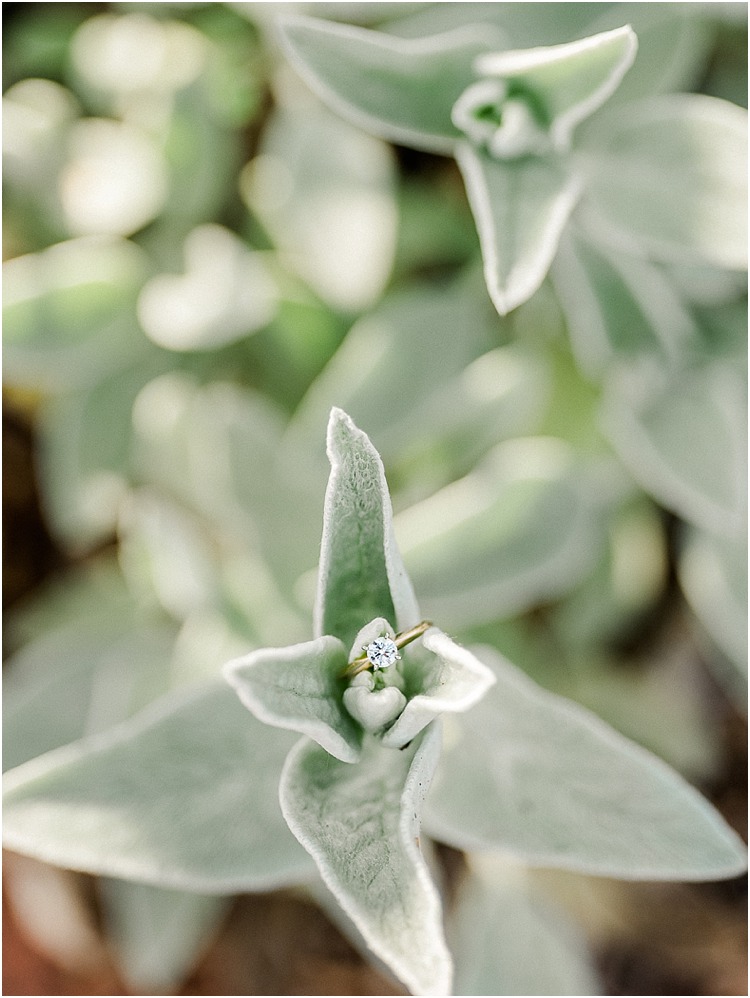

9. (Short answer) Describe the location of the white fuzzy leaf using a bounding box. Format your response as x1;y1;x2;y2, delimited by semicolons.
224;635;361;763
279;15;505;154
424;648;747;880
476;25;637;149
280;722;451;996
315;408;420;651
3;682;315;892
583;94;748;269
457;143;581;314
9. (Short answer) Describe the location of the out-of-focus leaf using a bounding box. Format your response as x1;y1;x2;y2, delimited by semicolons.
582;94;748;270
60;118;168;237
285;280;550;493
601;360;747;536
457;145;580;314
242;103;397;311
137;225;277;350
551;226;700;376
389;4;609;48
37;360;165;550
3;623;174;774
570;650;724;785
3;236;149;391
586;3;714;104
397;438;607;628
449;856;600;996
679;524;748;702
5;557;133;651
70;13;205;102
279;15;505;154
3;602;223;996
98;879;228;994
3;683;315;892
3;79;79;245
550;496;668;653
315;409;419;651
118;490;222;621
130;374;323;601
476;26;637;150
424;648;747;879
280;723;451;997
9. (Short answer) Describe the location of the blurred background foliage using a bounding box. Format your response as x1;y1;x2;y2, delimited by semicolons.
3;2;747;995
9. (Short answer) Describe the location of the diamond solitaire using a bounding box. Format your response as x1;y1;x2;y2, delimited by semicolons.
341;620;432;679
366;636;400;670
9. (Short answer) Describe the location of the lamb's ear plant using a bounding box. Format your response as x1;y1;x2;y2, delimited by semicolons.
278;15;747;317
3;407;746;996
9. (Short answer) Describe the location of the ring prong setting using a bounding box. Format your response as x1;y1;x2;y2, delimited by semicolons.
341;620;432;679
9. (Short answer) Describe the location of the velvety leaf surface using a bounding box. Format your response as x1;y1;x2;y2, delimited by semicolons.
223;635;361;763
424;648;747;879
397;438;605;628
601;360;746;536
284;279;550;486
315;408;420;650
3;623;174;773
457;144;580;314
583;94;748;269
551;226;700;376
476;25;637;148
280;723;451;997
678;524;748;701
3;682;315;892
449;857;600;996
279;15;505;154
381;628;495;748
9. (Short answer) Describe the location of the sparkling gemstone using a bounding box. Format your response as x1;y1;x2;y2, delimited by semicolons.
366;636;399;670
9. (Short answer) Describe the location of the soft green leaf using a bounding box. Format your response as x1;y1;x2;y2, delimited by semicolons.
136;224;277;350
381;628;495;749
4;554;133;656
456;144;580;314
37;359;167;550
98;879;228;994
3;624;174;773
285;279;550;489
3;682;315;892
551;226;700;376
476;25;637;150
678;524;748;701
316;408;420;651
601;360;747;536
224;635;361;763
3;236;148;391
390;4;610;49
582;94;748;269
242;103;397;311
118;489;221;621
450;856;600;996
424;647;747;879
279;15;505;154
397;438;606;628
586;4;713;104
131;374;321;596
280;723;452;997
